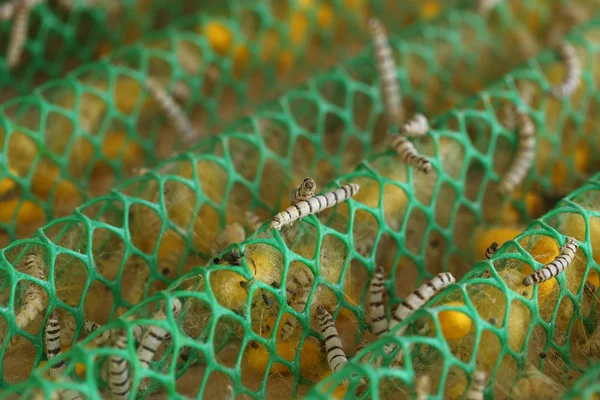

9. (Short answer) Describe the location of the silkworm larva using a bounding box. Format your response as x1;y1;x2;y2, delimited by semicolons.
484;242;499;260
523;237;578;286
289;177;317;204
497;108;535;195
385;272;455;358
388;134;432;174
369;18;401;127
6;0;41;69
551;40;581;98
465;371;486;400
16;254;47;331
368;266;388;337
145;78;198;143
416;375;431;400
45;312;66;378
271;183;360;230
109;331;132;400
0;0;21;20
317;306;347;373
136;298;182;369
280;268;314;341
401;114;429;137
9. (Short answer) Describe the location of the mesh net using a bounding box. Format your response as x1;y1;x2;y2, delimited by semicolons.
1;0;600;399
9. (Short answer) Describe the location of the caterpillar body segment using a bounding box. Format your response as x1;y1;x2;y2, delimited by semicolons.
388;134;432;174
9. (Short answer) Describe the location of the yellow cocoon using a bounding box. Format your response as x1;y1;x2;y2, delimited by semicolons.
245;339;324;374
432;301;473;341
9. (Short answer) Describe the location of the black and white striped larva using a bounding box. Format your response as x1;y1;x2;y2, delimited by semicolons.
16;254;48;333
316;306;347;374
388;133;432;174
484;242;499;260
6;0;41;69
416;375;431;400
497;108;535;195
136;298;182;370
368;18;401;127
109;331;132;400
401;114;429;137
368;266;388;337
280;267;314;341
145;78;198;143
522;237;578;286
289;177;317;204
271;183;360;230
551;40;581;98
45;312;65;378
465;371;486;400
384;272;455;357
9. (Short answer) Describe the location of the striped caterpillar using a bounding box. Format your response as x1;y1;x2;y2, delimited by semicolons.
484;242;499;260
271;183;360;230
522;237;578;286
388;133;432;174
6;0;41;69
145;77;198;143
369;18;401;127
401;114;429;137
497;107;535;195
550;40;581;98
465;371;486;400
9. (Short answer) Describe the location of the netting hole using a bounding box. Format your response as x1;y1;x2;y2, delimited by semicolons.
527;324;549;368
434;181;457;228
192;204;221;254
392;255;419;299
227;184;255;221
437;137;466;181
452;204;477;254
2;333;36;384
374;232;398;269
464;159;487;203
464;113;494;155
351;90;375;136
54;253;88;308
261;118;291;158
259;156;289;207
382;181;408;230
319;234;348;286
83;280;115;324
291;135;317;173
404;207;429;255
128;202;162;255
164;179;198;229
195;159;229;204
177;40;204;76
425;230;451;276
371;111;388;149
250;288;280;338
201;370;236;399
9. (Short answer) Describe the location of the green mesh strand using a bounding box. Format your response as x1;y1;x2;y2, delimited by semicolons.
2;1;600;399
0;0;579;245
564;363;600;399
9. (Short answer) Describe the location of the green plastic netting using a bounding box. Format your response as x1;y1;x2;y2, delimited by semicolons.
0;0;204;99
0;0;582;247
1;0;600;399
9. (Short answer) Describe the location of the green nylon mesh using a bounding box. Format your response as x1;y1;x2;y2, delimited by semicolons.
0;0;581;246
0;0;205;99
1;0;600;399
